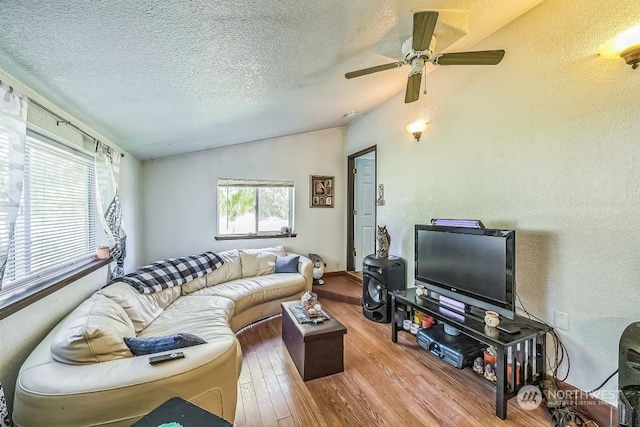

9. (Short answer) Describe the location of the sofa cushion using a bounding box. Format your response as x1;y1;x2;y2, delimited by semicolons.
239;246;286;277
188;273;306;314
124;333;206;356
50;294;135;364
98;282;181;333
137;296;237;343
275;255;300;273
182;249;242;294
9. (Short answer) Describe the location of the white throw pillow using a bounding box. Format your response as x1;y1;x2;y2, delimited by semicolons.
98;282;181;333
182;249;243;294
50;294;135;364
239;246;286;277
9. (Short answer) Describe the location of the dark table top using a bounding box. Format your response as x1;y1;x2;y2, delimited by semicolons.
131;397;232;427
281;301;347;341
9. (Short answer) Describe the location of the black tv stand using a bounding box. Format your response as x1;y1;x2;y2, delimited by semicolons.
391;288;550;420
497;322;521;335
423;294;523;335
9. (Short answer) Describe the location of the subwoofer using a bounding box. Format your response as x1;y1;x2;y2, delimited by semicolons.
362;255;406;323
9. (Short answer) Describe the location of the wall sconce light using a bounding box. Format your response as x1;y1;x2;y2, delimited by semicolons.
599;24;640;69
406;121;428;141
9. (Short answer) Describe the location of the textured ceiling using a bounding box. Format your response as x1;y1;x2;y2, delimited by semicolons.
0;0;543;159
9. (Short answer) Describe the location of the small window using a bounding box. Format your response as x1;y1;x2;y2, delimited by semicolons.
0;132;104;300
217;178;294;237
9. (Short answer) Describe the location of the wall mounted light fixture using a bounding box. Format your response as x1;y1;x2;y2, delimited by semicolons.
431;218;485;228
406;120;428;141
599;24;640;69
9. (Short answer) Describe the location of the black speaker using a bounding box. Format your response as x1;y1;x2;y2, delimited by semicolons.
362;255;406;323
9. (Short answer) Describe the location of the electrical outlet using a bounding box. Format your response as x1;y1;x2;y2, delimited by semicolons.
554;310;570;331
336;261;341;270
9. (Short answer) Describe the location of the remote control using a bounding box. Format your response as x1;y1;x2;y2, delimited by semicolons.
497;323;521;334
148;351;185;365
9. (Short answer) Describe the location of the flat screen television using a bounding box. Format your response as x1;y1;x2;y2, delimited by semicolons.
415;224;516;319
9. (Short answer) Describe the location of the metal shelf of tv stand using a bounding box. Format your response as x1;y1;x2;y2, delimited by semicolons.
390;288;550;420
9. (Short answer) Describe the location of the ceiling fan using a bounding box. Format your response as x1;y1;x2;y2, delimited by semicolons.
344;11;505;103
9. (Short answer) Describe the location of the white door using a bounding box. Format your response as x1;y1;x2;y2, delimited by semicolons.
353;157;376;271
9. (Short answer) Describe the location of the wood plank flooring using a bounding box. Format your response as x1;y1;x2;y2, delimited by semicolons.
234;298;552;426
312;273;362;305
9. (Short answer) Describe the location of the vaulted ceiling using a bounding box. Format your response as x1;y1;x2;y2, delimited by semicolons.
0;0;543;159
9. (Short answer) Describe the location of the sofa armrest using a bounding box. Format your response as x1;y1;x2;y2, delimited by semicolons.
293;254;313;292
14;335;240;426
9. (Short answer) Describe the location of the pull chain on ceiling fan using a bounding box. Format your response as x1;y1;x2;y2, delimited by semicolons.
423;68;428;95
344;11;506;103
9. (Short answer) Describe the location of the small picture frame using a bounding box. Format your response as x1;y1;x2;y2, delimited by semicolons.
310;175;334;208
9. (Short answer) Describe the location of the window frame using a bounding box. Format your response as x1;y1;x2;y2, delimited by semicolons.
0;257;111;320
0;129;109;318
216;178;296;240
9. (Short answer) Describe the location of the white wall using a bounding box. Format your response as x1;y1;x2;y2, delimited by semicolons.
0;70;143;413
346;0;640;403
142;127;346;271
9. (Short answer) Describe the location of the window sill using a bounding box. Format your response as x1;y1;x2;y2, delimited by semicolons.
215;233;298;241
0;257;112;321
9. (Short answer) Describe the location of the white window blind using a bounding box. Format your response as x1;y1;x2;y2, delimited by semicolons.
1;133;102;295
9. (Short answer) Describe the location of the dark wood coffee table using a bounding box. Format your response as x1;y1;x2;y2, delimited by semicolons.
281;301;347;381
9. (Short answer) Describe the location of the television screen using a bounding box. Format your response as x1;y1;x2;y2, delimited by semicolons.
415;225;515;318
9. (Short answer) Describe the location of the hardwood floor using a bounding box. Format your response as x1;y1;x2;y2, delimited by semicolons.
312;273;362;305
234;299;552;426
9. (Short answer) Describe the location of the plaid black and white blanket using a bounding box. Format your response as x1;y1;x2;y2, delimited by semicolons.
111;251;224;293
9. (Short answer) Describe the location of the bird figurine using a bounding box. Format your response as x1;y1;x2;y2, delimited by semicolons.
473;357;484;375
484;363;497;382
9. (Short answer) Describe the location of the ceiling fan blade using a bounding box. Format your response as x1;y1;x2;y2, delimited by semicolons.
433;50;505;66
345;62;405;79
404;72;422;103
412;11;439;51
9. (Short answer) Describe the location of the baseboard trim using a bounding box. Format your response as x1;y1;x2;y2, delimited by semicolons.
323;271;346;277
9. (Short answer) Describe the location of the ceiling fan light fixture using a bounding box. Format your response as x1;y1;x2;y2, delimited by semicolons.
406;121;428;141
598;24;640;68
409;58;425;75
344;11;505;104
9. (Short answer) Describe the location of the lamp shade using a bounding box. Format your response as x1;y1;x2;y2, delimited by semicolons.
406;121;428;135
598;25;640;59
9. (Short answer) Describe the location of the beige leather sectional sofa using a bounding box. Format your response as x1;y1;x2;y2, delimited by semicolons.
13;246;312;426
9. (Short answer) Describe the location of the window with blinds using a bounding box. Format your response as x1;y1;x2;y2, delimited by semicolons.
0;132;102;296
218;178;294;236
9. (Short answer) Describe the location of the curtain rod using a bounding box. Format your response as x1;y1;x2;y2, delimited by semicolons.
28;98;124;158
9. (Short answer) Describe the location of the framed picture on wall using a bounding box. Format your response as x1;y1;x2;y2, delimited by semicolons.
310;175;334;208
